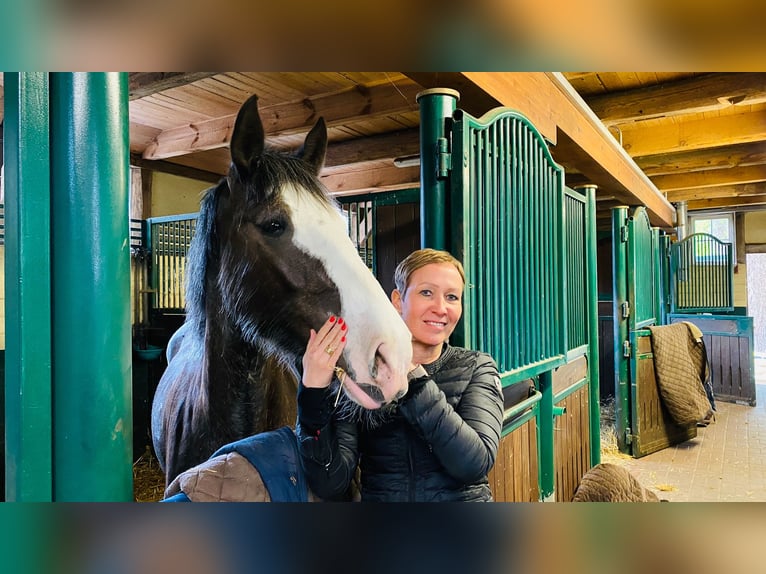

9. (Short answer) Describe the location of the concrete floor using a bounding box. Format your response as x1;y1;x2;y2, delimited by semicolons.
602;358;766;502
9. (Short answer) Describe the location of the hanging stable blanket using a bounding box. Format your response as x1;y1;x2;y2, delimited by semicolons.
647;322;715;427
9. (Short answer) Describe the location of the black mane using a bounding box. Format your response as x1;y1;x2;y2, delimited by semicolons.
184;148;335;342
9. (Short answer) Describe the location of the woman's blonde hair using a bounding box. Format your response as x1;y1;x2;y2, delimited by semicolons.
393;248;465;294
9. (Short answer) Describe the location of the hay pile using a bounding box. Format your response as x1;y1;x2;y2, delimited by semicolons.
133;447;165;502
599;397;632;464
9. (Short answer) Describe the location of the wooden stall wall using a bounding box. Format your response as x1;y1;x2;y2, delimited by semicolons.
552;356;592;501
668;314;756;406
489;418;540;502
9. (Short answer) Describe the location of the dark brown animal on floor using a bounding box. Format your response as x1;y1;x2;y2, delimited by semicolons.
572;463;662;502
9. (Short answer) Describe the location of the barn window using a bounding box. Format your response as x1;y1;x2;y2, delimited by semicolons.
688;212;735;263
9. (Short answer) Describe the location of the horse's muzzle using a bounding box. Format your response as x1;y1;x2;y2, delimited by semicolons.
355;382;386;406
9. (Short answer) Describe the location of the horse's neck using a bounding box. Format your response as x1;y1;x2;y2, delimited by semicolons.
202;307;300;437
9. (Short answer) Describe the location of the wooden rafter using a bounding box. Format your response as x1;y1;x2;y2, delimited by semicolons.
321;165;419;196
637;141;766;176
324;128;419;168
620;109;766;157
668;182;766;202
142;80;421;160
586;73;766;125
686;194;766;210
128;72;220;100
129;154;222;184
652;165;766;191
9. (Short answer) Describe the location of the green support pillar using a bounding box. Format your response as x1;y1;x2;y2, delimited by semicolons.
577;184;601;467
612;206;630;454
538;370;555;500
3;73;54;501
50;73;132;501
416;88;459;250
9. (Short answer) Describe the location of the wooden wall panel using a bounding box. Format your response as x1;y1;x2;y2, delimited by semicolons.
553;384;592;502
489;419;539;502
632;334;697;457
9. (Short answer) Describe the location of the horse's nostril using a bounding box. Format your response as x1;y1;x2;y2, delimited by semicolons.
371;349;384;379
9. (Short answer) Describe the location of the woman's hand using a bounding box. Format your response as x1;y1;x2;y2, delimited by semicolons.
302;316;348;388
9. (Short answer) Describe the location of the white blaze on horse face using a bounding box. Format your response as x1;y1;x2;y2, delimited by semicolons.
283;186;412;407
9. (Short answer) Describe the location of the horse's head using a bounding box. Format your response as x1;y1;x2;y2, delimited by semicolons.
193;94;412;408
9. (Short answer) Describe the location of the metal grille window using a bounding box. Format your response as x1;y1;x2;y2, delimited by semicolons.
149;215;198;312
341;199;375;272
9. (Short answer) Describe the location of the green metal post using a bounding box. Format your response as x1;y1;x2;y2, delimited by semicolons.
658;233;670;325
651;228;663;325
612;206;630;454
416;88;459;250
3;73;54;501
50;73;133;501
538;370;555;500
578;185;601;466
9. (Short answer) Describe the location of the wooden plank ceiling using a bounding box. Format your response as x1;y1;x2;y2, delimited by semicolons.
8;72;766;227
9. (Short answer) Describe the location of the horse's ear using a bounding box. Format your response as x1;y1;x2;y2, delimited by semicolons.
230;94;265;178
298;117;327;175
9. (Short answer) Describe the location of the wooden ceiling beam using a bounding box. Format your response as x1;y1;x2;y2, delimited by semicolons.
686;194;766;210
134;129;421;185
620;109;766;157
324;128;419;168
636;141;766;176
142;80;421;160
129;153;222;184
407;72;674;227
321;165;419;196
128;72;220;100
668;182;766;203
651;165;766;192
587;73;766;125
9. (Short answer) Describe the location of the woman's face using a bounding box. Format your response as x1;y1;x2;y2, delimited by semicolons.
392;262;464;347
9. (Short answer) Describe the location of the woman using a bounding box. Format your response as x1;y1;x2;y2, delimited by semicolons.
296;249;504;502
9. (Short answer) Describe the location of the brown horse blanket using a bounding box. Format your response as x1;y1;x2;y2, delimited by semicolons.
572;463;661;502
164;427;320;502
648;322;715;427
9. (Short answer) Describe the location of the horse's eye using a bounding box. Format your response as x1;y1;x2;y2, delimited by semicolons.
260;219;286;237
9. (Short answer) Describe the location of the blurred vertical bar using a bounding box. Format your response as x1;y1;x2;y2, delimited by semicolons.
3;72;54;501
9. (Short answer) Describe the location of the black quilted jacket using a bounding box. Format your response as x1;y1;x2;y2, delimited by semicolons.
296;344;504;502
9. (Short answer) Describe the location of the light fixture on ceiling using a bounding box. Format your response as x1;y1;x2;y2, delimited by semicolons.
393;154;420;168
718;95;747;106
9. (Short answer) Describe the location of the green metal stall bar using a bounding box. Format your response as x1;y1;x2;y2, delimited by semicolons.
4;72;133;501
416;88;460;250
576;184;602;467
611;206;630;453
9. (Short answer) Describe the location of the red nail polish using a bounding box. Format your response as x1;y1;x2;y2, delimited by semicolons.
341;336;346;342
341;323;347;331
329;316;336;323
338;317;344;325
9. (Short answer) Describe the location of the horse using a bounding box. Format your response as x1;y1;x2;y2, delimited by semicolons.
151;94;413;486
